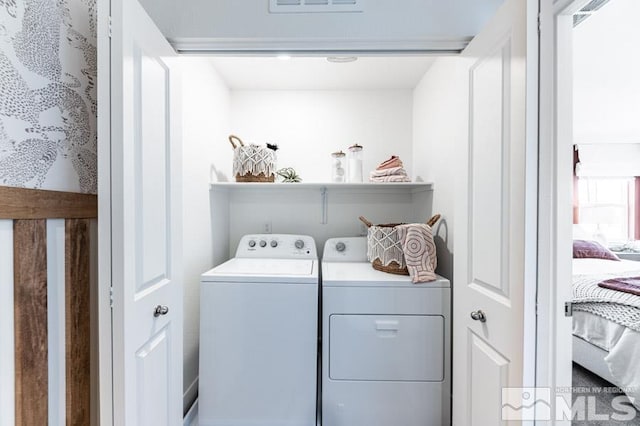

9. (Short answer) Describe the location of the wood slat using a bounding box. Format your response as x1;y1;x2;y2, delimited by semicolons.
0;187;97;219
65;219;91;426
14;219;48;425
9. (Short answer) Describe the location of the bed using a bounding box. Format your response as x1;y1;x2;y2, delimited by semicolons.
572;256;640;407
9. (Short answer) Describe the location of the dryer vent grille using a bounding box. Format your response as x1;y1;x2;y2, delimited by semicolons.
269;0;364;13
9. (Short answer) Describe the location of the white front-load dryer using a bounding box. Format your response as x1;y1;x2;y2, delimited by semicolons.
322;237;451;426
200;234;319;426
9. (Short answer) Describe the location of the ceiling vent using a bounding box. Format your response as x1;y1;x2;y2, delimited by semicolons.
269;0;364;13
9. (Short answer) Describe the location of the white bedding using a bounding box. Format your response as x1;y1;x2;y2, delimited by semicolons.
573;258;640;276
573;259;640;330
572;259;640;407
573;310;626;351
606;326;640;408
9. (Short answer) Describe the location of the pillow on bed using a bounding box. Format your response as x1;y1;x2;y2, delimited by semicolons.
573;239;620;261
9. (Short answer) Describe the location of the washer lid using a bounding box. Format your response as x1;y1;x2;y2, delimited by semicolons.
202;258;318;284
322;262;450;288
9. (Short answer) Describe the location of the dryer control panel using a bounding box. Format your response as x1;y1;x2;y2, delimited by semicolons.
236;234;317;259
323;237;368;262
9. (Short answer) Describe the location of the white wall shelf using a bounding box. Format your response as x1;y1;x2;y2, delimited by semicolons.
210;182;434;193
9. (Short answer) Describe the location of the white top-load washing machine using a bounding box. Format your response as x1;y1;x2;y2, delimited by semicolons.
322;237;451;426
200;234;319;426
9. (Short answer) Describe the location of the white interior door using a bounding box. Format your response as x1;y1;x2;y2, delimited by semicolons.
453;0;536;424
106;1;183;424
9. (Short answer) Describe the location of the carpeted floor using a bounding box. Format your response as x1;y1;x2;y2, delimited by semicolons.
572;363;640;425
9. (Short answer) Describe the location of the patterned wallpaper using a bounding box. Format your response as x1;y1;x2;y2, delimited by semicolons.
0;0;97;194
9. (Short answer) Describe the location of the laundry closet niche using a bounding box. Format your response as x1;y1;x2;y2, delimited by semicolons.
181;56;449;264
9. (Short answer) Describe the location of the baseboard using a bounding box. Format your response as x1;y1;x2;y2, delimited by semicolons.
183;398;198;426
183;377;198;415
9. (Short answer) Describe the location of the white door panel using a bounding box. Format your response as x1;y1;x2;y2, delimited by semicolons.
470;44;507;295
468;331;509;425
136;328;171;426
138;53;170;288
106;0;183;424
454;0;533;423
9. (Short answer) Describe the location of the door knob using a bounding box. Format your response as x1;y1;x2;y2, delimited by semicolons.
470;310;486;322
154;305;169;317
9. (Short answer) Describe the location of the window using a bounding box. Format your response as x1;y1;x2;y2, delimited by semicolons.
578;177;635;242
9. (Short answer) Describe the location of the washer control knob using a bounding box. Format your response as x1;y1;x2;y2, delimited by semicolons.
336;242;346;252
295;239;305;249
259;240;267;248
248;240;256;248
270;240;278;248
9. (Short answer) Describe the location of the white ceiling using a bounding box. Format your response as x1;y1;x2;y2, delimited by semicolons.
209;56;437;90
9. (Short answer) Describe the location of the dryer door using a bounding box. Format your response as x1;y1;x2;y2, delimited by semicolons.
329;314;444;382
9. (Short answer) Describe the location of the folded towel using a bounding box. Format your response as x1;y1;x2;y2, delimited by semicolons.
369;166;408;178
377;156;404;170
395;224;437;283
370;175;412;182
598;277;640;296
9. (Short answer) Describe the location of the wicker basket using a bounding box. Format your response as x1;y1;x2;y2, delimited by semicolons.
235;172;273;183
359;214;441;275
229;135;276;183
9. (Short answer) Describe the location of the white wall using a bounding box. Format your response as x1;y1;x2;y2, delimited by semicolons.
412;57;469;280
573;0;640;144
180;57;231;412
229;90;414;183
224;187;433;258
220;88;424;257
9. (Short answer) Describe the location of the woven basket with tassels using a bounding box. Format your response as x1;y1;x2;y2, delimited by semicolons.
359;214;441;275
229;135;276;182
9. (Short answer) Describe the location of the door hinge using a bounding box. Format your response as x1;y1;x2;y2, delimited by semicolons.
564;301;573;317
108;15;112;38
537;13;541;35
110;286;114;308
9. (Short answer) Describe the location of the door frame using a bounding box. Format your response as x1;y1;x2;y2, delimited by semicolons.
97;0;114;424
524;0;542;398
537;0;588;423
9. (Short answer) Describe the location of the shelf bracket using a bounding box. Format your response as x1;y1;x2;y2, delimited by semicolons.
321;187;328;224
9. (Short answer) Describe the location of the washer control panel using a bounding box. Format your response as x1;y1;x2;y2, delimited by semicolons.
237;234;317;259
